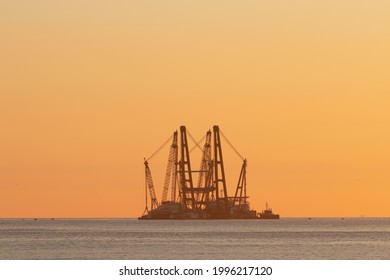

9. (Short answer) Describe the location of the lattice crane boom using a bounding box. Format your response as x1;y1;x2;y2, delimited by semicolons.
179;126;196;210
234;159;247;206
197;130;212;189
213;125;229;215
161;131;178;203
195;130;212;203
144;160;159;210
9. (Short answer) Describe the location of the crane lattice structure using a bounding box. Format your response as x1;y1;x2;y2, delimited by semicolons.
143;160;159;212
161;131;178;203
141;125;249;218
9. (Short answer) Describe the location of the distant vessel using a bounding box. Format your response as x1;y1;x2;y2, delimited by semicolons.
258;202;280;219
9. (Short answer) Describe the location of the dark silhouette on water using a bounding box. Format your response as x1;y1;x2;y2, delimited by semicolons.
258;202;280;219
139;125;269;220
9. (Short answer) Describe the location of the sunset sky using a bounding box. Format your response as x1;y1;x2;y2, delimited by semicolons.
1;1;389;218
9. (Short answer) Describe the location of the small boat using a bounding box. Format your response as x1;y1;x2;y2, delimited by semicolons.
258;202;280;219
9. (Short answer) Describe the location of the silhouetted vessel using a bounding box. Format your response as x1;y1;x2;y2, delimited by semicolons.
258;203;280;219
139;125;262;220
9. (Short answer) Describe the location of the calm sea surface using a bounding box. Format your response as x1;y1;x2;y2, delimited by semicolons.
0;218;389;259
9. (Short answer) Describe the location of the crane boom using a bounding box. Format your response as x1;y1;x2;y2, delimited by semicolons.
213;125;229;215
179;126;196;210
144;160;159;210
195;130;212;202
161;131;178;203
197;130;212;189
233;159;247;206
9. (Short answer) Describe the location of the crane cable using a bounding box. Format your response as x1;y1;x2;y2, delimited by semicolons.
187;130;206;153
220;129;245;161
145;134;174;162
146;128;244;161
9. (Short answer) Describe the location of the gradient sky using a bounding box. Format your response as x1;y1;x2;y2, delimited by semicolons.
1;1;389;218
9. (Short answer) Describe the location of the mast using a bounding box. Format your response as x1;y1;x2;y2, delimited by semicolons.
144;160;159;211
233;159;247;206
213;125;229;215
192;130;214;210
179;126;195;210
161;131;178;203
142;158;149;215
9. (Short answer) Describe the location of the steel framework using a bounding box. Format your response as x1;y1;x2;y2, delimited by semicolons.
140;125;255;219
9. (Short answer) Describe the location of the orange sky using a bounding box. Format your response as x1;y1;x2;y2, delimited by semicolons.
1;1;389;218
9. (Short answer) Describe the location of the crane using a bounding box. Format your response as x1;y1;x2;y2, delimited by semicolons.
144;160;159;211
233;159;247;206
161;131;178;203
139;125;259;220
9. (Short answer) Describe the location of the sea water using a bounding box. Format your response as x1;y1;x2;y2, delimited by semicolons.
1;218;389;259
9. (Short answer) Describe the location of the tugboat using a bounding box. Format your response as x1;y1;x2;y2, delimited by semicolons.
258;202;280;219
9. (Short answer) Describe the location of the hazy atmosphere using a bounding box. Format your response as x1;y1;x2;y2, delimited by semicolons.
1;1;389;218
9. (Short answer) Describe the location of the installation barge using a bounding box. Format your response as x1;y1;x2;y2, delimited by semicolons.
139;125;279;220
